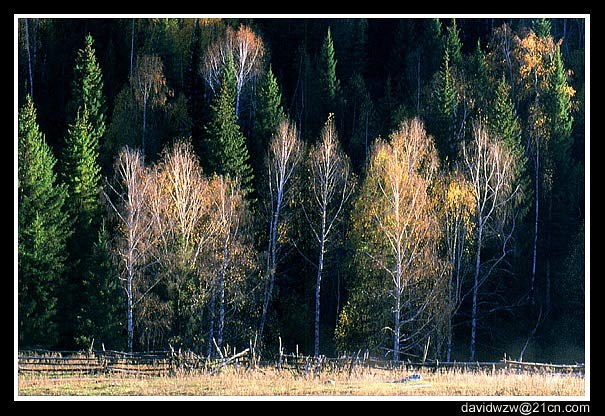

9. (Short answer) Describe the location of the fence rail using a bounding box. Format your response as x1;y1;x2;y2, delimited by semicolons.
17;349;585;377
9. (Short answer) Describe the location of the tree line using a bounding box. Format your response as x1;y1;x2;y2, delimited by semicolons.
17;17;585;363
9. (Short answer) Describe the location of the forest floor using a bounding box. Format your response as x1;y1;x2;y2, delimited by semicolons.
17;367;585;396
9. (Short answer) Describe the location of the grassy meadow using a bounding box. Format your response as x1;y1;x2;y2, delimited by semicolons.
18;366;585;396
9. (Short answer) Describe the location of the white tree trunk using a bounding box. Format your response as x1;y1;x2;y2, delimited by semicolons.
217;235;229;349
314;208;327;358
127;272;134;352
207;291;215;357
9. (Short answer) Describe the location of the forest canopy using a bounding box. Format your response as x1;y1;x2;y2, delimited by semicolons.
16;16;586;364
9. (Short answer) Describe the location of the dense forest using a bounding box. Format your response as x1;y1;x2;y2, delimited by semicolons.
17;17;586;364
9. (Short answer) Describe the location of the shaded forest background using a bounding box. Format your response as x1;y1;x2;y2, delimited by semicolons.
17;17;586;363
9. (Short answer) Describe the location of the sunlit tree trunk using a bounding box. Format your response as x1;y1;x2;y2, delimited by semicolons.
258;119;303;347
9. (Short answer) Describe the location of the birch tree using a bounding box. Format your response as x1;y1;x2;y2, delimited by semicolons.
435;168;475;361
202;24;265;117
208;175;254;352
148;140;217;350
258;118;304;346
462;122;520;361
303;117;355;357
515;29;574;311
104;147;159;352
345;118;445;363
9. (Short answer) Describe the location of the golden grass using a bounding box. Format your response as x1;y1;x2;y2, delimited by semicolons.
18;367;585;397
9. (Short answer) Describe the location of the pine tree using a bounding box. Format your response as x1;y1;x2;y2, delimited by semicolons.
542;43;575;314
63;108;102;231
204;53;254;193
546;45;573;172
61;107;103;347
253;64;285;172
68;34;106;143
532;18;552;39
76;220;125;350
469;40;490;116
424;19;445;78
445;19;463;69
489;75;524;163
488;75;531;232
18;96;72;348
318;27;340;120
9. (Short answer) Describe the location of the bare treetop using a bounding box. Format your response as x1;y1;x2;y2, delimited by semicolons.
202;24;265;115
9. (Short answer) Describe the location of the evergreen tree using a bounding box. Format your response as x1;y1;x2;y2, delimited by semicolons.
252;64;285;172
489;75;524;164
469;40;490;117
18;96;71;348
68;34;106;143
542;43;575;314
545;45;573;172
445;19;463;69
532;18;552;38
75;220;125;350
204;53;254;193
62;108;102;231
423;19;445;79
318;27;340;120
61;107;104;348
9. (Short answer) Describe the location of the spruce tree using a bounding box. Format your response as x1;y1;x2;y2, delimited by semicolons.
546;45;573;171
318;27;340;120
253;64;285;171
469;40;490;116
489;75;530;215
542;44;575;314
18;96;71;348
62;35;107;347
76;220;125;350
445;19;463;69
68;34;106;143
532;18;552;38
204;53;254;193
489;76;524;160
63;108;102;229
61;107;103;348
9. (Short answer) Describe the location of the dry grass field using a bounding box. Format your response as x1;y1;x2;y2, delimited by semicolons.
17;366;585;396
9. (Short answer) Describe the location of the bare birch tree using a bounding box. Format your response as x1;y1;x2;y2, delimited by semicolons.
104;147;158;352
462;122;520;361
202;24;264;116
258;118;304;346
303;117;355;357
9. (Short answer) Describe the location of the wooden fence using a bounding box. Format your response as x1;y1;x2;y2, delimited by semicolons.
17;349;585;377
